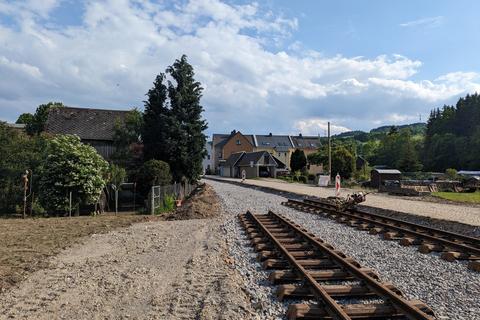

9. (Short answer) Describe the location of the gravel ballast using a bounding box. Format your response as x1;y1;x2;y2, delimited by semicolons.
208;179;480;320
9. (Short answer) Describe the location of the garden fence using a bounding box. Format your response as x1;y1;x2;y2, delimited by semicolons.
148;182;197;215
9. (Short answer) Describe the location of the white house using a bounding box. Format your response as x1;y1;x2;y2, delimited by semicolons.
202;140;212;174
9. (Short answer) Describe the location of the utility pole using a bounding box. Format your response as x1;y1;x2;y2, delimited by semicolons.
328;122;332;184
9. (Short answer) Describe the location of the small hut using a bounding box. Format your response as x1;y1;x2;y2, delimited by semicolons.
370;169;401;189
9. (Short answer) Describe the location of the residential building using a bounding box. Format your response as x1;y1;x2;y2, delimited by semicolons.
45;106;129;159
211;130;323;173
290;134;322;157
220;151;280;178
254;133;294;169
202;140;212;174
211;130;254;172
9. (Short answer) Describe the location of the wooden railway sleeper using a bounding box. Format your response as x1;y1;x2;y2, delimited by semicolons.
264;210;436;320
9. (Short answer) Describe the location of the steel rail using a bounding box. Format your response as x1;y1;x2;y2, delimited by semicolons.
305;198;480;247
246;210;434;320
286;199;480;257
247;211;350;319
266;210;435;320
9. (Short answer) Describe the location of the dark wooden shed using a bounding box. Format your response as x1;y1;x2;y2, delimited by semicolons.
370;169;402;189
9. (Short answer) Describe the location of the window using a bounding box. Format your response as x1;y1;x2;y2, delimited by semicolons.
207;155;210;160
236;139;241;145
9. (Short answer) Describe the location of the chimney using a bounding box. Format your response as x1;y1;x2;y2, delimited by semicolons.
269;132;272;136
230;129;237;135
299;133;303;137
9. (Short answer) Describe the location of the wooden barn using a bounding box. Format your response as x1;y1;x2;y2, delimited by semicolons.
45;107;129;160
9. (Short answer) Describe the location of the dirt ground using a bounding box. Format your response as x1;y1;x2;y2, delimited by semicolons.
0;214;156;294
0;185;255;320
165;183;221;220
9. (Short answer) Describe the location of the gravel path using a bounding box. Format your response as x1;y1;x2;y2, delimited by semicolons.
0;218;255;320
209;179;480;320
209;176;480;226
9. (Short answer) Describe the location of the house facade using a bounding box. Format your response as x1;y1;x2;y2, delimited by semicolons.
202;141;213;174
254;134;294;169
212;130;322;173
211;131;255;172
220;151;279;179
45;106;129;159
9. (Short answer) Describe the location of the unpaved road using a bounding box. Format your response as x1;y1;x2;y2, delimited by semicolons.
0;218;253;319
208;176;480;226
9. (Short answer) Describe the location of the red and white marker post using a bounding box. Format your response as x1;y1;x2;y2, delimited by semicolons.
335;173;341;197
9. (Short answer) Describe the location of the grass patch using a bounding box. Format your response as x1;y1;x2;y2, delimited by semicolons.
0;214;158;293
431;191;480;204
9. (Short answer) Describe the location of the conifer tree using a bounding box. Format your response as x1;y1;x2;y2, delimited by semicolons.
142;74;171;163
166;55;208;181
143;55;207;182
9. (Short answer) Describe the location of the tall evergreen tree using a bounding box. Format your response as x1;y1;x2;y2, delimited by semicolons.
143;55;207;182
143;74;171;163
166;55;208;181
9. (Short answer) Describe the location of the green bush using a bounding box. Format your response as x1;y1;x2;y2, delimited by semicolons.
163;194;175;211
445;168;459;180
137;160;172;197
0;122;46;214
298;176;307;184
39;135;109;213
154;194;175;214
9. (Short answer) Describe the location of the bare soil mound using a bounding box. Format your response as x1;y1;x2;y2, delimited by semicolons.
166;183;221;220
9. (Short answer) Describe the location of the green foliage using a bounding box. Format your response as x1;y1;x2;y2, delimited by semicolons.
423;93;480;170
137;160;172;197
0;122;46;213
154;194;176;214
108;164;127;187
298;175;307;184
16;113;34;125
445;168;459;180
290;149;307;172
114;108;143;146
372;128;422;172
143;55;208;182
308;144;356;179
112;108;144;173
39;135;109;213
26;102;64;135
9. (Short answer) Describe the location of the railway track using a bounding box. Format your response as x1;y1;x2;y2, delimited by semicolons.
282;198;480;272
239;210;436;320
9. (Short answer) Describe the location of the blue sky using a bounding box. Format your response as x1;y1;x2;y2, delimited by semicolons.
1;0;479;136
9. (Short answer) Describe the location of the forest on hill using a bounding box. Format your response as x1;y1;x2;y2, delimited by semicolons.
313;93;480;176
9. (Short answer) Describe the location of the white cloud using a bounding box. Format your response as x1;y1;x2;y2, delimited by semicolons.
399;16;444;28
0;0;478;133
294;118;350;136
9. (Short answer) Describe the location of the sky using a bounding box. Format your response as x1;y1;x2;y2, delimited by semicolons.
1;0;480;136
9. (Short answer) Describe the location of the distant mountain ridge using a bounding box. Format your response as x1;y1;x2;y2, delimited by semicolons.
334;122;426;140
